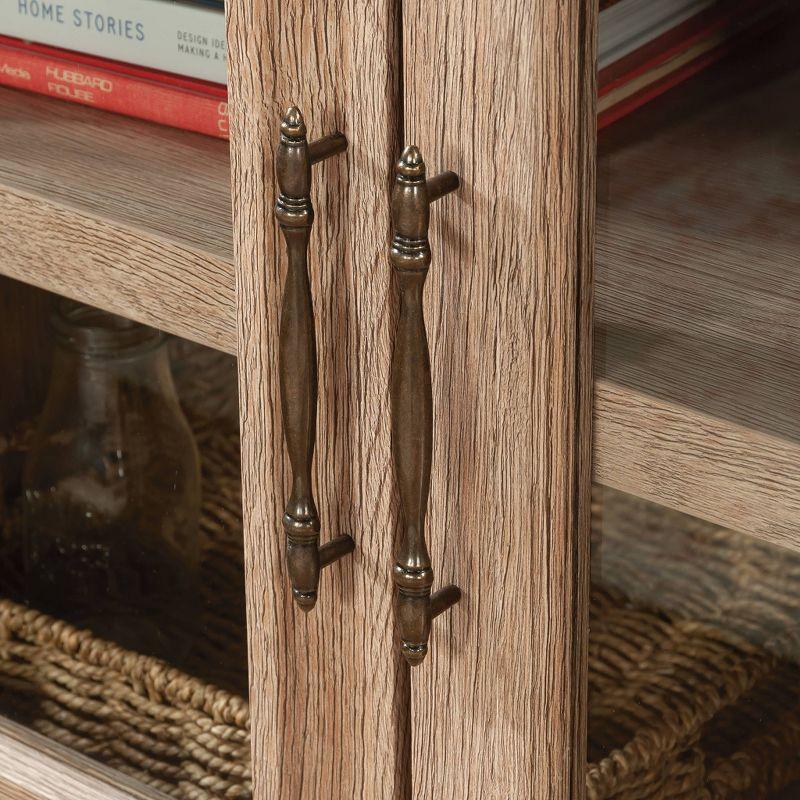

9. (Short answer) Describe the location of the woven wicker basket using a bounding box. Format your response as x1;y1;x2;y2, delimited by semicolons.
2;410;800;799
589;487;800;800
0;423;251;799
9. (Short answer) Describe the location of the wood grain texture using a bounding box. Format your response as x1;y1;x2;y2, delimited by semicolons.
594;46;800;544
594;381;800;551
225;0;409;798
0;780;41;800
0;88;235;352
0;717;166;800
403;1;597;797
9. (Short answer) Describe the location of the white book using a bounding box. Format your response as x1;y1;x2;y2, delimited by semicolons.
0;0;717;86
599;0;716;69
0;0;227;84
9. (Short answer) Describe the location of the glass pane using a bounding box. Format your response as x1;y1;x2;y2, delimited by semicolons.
593;2;800;798
0;276;250;798
590;487;800;798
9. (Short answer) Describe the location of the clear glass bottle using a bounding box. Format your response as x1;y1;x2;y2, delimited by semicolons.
22;302;201;661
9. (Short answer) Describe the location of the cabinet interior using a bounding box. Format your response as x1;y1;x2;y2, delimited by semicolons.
2;19;795;551
0;277;249;799
594;15;800;550
591;13;800;800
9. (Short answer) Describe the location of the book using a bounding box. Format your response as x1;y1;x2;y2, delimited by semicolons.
0;34;228;137
0;0;776;138
600;35;732;128
599;0;716;70
0;0;227;84
598;0;778;128
0;0;726;90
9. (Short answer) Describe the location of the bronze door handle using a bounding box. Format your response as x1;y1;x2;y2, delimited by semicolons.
389;146;461;665
275;107;353;611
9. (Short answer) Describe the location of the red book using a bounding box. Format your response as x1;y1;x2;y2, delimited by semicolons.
0;35;228;138
598;1;778;130
598;0;752;90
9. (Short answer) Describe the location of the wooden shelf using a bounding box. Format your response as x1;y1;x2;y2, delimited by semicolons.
2;47;797;549
0;88;235;353
0;717;164;800
594;36;800;550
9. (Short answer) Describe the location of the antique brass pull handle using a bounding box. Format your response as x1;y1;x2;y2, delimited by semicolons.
390;146;461;665
275;107;353;611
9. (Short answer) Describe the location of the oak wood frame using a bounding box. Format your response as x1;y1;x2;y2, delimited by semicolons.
402;0;597;797
0;718;164;800
226;0;410;798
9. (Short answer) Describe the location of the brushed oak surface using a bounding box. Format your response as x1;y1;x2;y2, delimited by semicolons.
0;781;40;800
594;48;800;545
225;0;409;797
0;88;235;352
595;381;800;551
0;717;166;800
403;1;597;797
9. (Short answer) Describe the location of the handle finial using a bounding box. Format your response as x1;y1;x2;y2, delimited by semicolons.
281;106;307;138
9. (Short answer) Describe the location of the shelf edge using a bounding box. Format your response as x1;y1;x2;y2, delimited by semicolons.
0;186;236;354
594;378;800;552
0;716;168;800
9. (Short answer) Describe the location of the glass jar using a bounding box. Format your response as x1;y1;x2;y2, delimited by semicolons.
22;302;201;661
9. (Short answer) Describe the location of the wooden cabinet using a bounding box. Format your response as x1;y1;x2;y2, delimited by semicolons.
225;2;593;798
0;0;798;798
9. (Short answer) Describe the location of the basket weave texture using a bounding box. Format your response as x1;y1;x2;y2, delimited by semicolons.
589;487;800;799
3;420;800;800
0;423;251;799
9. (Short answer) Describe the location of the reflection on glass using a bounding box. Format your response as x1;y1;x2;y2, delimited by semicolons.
0;280;251;799
23;301;201;661
589;487;800;799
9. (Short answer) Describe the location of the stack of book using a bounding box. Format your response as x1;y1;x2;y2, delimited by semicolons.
0;0;778;137
0;0;228;137
597;0;775;129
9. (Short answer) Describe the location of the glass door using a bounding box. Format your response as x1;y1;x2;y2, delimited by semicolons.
0;276;251;799
591;2;800;797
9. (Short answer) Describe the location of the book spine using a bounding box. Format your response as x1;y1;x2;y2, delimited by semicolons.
0;39;229;138
599;0;715;69
598;45;725;129
598;0;762;90
598;5;780;129
0;0;226;84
